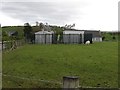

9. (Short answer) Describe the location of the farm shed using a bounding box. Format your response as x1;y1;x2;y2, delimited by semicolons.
63;29;102;44
84;30;102;42
35;31;54;44
63;29;84;44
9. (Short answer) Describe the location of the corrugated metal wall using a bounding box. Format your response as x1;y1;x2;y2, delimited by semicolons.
35;34;96;44
35;34;83;44
63;34;82;44
35;34;53;44
35;30;102;44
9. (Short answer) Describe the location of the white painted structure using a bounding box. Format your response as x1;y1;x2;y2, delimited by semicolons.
35;31;54;44
92;37;102;42
63;30;84;35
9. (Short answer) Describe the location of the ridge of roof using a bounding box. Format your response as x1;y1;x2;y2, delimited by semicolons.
64;29;100;32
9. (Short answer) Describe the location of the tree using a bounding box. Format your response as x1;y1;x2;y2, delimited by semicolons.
112;36;116;40
39;23;44;31
36;21;39;26
64;23;75;29
102;36;105;41
2;31;9;41
23;23;33;43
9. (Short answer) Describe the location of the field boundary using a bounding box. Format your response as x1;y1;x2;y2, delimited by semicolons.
2;39;25;52
2;74;119;89
2;74;62;85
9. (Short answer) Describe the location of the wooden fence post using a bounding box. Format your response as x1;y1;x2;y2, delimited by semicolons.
2;41;3;51
63;76;79;89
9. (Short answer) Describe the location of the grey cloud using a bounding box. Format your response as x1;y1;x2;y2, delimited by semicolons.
1;1;87;25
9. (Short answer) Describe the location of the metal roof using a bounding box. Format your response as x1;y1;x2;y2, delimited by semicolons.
35;31;54;34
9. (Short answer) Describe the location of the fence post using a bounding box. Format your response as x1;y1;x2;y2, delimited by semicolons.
63;76;79;89
2;41;3;51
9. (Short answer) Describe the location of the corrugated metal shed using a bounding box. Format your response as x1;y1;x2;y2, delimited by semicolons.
63;29;102;43
35;31;54;44
84;30;102;42
63;30;84;44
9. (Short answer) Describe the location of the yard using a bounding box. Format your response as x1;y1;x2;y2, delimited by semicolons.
2;42;118;88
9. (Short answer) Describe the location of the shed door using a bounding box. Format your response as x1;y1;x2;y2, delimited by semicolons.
84;34;92;43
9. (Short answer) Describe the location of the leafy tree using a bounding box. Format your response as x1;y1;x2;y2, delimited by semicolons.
36;21;39;26
102;36;105;41
39;23;44;31
51;26;63;43
2;31;7;37
112;36;116;40
2;31;9;41
23;23;33;43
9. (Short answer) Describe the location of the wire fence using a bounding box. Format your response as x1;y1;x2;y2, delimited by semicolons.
1;39;25;51
2;74;62;85
2;74;119;89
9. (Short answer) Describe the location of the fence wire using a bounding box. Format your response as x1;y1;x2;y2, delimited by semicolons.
2;74;119;89
2;74;62;85
2;40;25;51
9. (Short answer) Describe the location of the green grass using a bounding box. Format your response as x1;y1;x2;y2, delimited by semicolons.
2;42;118;88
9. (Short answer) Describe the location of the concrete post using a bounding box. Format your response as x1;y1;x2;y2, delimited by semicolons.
63;76;79;89
82;34;84;44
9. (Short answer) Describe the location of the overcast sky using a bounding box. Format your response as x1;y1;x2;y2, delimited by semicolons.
0;0;119;31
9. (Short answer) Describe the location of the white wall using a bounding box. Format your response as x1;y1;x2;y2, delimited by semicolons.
92;37;102;42
63;31;84;34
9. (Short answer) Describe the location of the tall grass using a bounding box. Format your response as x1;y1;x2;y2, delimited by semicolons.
2;42;118;88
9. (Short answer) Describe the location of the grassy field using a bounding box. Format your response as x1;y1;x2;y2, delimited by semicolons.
2;42;118;88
